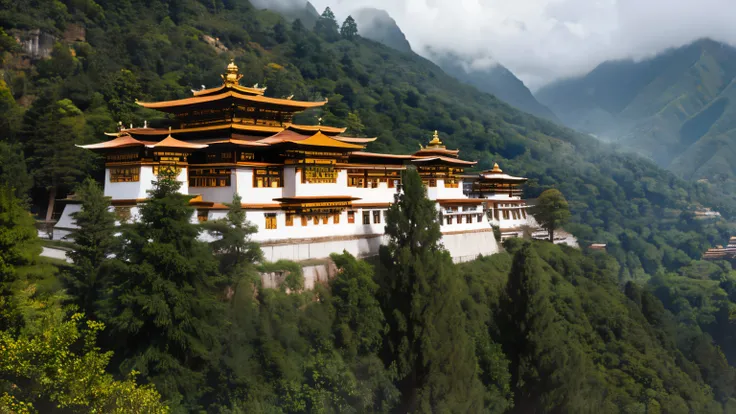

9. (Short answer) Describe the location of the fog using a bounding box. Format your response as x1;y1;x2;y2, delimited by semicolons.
293;0;736;89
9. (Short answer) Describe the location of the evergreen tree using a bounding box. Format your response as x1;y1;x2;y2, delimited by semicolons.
0;185;41;330
330;251;385;358
27;98;93;222
531;189;570;242
63;178;116;318
98;173;224;411
0;142;32;202
0;79;22;141
315;7;340;42
204;193;263;283
340;15;359;40
501;243;595;412
378;168;484;412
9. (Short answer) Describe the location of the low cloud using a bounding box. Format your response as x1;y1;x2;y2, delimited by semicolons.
308;0;736;89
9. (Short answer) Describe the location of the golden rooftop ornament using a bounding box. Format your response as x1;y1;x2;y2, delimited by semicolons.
221;59;243;86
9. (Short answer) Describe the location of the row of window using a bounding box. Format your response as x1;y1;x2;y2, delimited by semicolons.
496;209;527;220
112;166;461;190
347;177;400;188
444;214;484;225
261;210;385;230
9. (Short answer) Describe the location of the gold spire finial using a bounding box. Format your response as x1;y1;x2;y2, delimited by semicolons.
221;59;243;86
427;130;444;148
491;163;503;173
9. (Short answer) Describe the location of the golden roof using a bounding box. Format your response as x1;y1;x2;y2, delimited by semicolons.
145;134;209;150
411;156;476;166
76;133;155;150
137;91;327;111
286;124;347;134
291;131;365;149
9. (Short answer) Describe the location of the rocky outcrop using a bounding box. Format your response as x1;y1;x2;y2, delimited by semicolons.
13;29;55;59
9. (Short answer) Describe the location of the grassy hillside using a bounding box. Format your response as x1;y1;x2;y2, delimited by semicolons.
537;39;736;188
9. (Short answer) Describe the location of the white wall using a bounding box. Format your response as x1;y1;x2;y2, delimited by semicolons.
443;230;499;263
292;169;348;197
104;165;187;200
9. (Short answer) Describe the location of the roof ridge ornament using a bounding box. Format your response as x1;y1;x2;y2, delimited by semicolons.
427;130;445;148
221;59;243;87
491;163;503;173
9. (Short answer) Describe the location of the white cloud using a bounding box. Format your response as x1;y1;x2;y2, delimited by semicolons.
307;0;736;89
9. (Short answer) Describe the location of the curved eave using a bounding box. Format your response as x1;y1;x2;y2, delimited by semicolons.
77;135;156;150
350;151;413;160
145;136;209;150
136;91;327;111
192;84;266;97
411;156;476;166
188;138;270;147
479;173;528;182
289;133;365;150
334;136;378;144
287;124;346;135
115;123;285;136
413;148;460;157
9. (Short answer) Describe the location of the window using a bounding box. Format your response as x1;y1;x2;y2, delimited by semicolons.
189;168;231;187
333;214;340;224
446;216;453;225
109;167;140;183
348;211;355;223
363;211;370;225
322;216;328;225
153;164;182;177
197;210;208;222
303;164;338;184
444;179;459;188
301;216;308;226
238;151;255;162
477;214;483;222
373;210;381;224
522;210;527;218
466;215;472;223
254;168;282;188
265;214;277;229
313;216;319;225
457;215;463;224
503;210;510;220
348;176;364;187
286;213;294;226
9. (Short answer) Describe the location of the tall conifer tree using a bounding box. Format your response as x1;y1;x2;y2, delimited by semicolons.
378;168;484;412
0;185;41;330
98;173;224;411
204;193;262;283
64;178;116;317
502;243;595;413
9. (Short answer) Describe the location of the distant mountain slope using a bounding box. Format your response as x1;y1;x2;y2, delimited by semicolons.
537;39;736;181
432;53;559;121
353;8;412;53
351;7;557;121
250;0;319;27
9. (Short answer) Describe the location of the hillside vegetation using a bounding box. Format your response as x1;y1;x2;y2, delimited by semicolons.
3;0;736;412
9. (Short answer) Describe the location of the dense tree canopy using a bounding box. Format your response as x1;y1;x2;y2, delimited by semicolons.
1;0;736;412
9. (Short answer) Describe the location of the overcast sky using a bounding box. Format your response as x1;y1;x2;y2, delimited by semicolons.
304;0;736;89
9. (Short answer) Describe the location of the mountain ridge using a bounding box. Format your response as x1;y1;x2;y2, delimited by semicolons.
351;7;557;121
537;38;736;182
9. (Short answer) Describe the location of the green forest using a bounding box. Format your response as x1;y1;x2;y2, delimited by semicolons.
3;0;736;412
